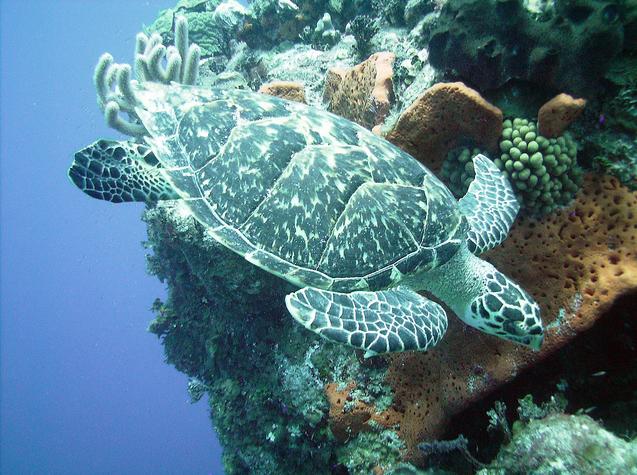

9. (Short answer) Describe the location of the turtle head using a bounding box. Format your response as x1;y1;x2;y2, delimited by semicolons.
461;270;544;350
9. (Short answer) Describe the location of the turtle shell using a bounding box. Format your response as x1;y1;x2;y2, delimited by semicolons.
135;83;468;292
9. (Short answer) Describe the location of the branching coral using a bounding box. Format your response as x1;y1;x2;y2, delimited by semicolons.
517;392;568;423
486;400;511;444
418;434;483;469
94;16;201;137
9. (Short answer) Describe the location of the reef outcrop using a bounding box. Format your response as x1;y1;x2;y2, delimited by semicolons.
481;414;637;474
323;174;637;466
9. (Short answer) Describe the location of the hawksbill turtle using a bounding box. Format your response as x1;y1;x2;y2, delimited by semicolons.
69;82;543;356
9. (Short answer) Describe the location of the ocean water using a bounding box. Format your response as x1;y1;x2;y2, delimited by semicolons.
0;2;224;474
3;0;636;474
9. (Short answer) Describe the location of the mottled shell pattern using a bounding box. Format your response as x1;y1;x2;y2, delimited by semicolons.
135;83;468;292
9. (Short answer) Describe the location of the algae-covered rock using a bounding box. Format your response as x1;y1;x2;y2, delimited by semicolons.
480;414;637;474
337;430;405;475
585;128;637;191
427;0;631;96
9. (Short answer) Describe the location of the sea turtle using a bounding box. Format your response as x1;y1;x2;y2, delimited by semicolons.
70;82;543;356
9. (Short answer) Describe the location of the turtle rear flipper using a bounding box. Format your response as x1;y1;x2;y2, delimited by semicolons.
69;139;179;203
286;286;448;357
459;154;519;255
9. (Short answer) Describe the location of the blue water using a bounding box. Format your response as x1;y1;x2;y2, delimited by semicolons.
1;1;224;473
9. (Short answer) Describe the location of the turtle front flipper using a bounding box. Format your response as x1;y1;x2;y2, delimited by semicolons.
458;154;519;255
285;286;448;357
69;139;179;203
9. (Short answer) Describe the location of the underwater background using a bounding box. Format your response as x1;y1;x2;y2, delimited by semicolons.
0;1;224;473
2;0;637;474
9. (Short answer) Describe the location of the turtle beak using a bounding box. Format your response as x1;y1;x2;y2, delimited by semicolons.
528;332;544;351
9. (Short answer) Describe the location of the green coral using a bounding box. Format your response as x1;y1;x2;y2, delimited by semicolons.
499;118;583;216
337;429;405;475
147;0;246;59
607;85;637;134
441;146;483;198
442;119;583;216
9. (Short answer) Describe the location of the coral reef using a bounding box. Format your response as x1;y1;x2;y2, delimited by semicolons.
403;0;436;28
336;430;405;475
239;0;310;47
607;84;637;134
480;414;637;474
384;82;503;172
325;380;400;442
250;42;358;106
135;122;637;475
586;129;637;190
324;52;395;130
348;15;380;58
324;173;636;467
306;13;341;50
147;0;246;68
144;204;406;474
426;0;633;96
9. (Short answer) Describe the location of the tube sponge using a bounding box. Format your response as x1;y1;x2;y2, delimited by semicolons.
93;16;201;137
